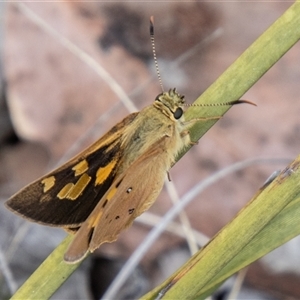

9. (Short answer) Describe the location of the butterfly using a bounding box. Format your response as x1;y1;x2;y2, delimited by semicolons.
5;17;254;263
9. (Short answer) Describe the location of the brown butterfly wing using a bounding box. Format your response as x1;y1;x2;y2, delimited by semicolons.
5;113;138;227
64;135;173;263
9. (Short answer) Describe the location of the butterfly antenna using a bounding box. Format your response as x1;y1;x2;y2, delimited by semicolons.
185;99;257;107
150;16;164;92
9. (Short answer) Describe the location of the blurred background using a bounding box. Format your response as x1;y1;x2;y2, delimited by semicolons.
0;2;300;299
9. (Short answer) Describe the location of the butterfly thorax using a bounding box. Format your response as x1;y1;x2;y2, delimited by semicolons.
117;88;188;177
153;88;185;121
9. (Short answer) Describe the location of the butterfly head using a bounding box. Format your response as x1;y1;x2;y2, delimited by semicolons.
154;88;185;120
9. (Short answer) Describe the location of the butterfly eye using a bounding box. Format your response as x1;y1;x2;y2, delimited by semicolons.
174;107;183;119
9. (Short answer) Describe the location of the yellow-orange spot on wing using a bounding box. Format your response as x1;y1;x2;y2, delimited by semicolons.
57;183;73;199
106;186;117;201
72;160;89;176
57;173;91;200
87;186;118;229
68;174;91;199
41;176;56;193
88;210;104;228
95;160;117;186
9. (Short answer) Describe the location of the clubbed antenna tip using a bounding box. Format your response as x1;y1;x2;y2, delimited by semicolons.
229;99;257;106
150;16;154;36
149;16;164;92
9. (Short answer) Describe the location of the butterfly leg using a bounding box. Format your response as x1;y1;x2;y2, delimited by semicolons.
183;115;221;127
181;115;222;145
167;171;172;181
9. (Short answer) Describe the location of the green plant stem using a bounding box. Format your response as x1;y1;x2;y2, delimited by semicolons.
10;1;300;300
10;235;79;300
142;156;300;299
185;0;300;144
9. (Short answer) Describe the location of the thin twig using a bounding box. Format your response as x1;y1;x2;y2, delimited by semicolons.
16;3;137;113
137;211;209;246
0;248;18;294
227;268;248;300
165;179;199;255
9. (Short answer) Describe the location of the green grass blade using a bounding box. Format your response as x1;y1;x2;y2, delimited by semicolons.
143;156;300;299
10;1;300;299
185;0;300;143
10;235;81;300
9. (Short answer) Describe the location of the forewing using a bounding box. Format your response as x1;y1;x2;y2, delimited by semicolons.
64;135;172;263
5;113;138;227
